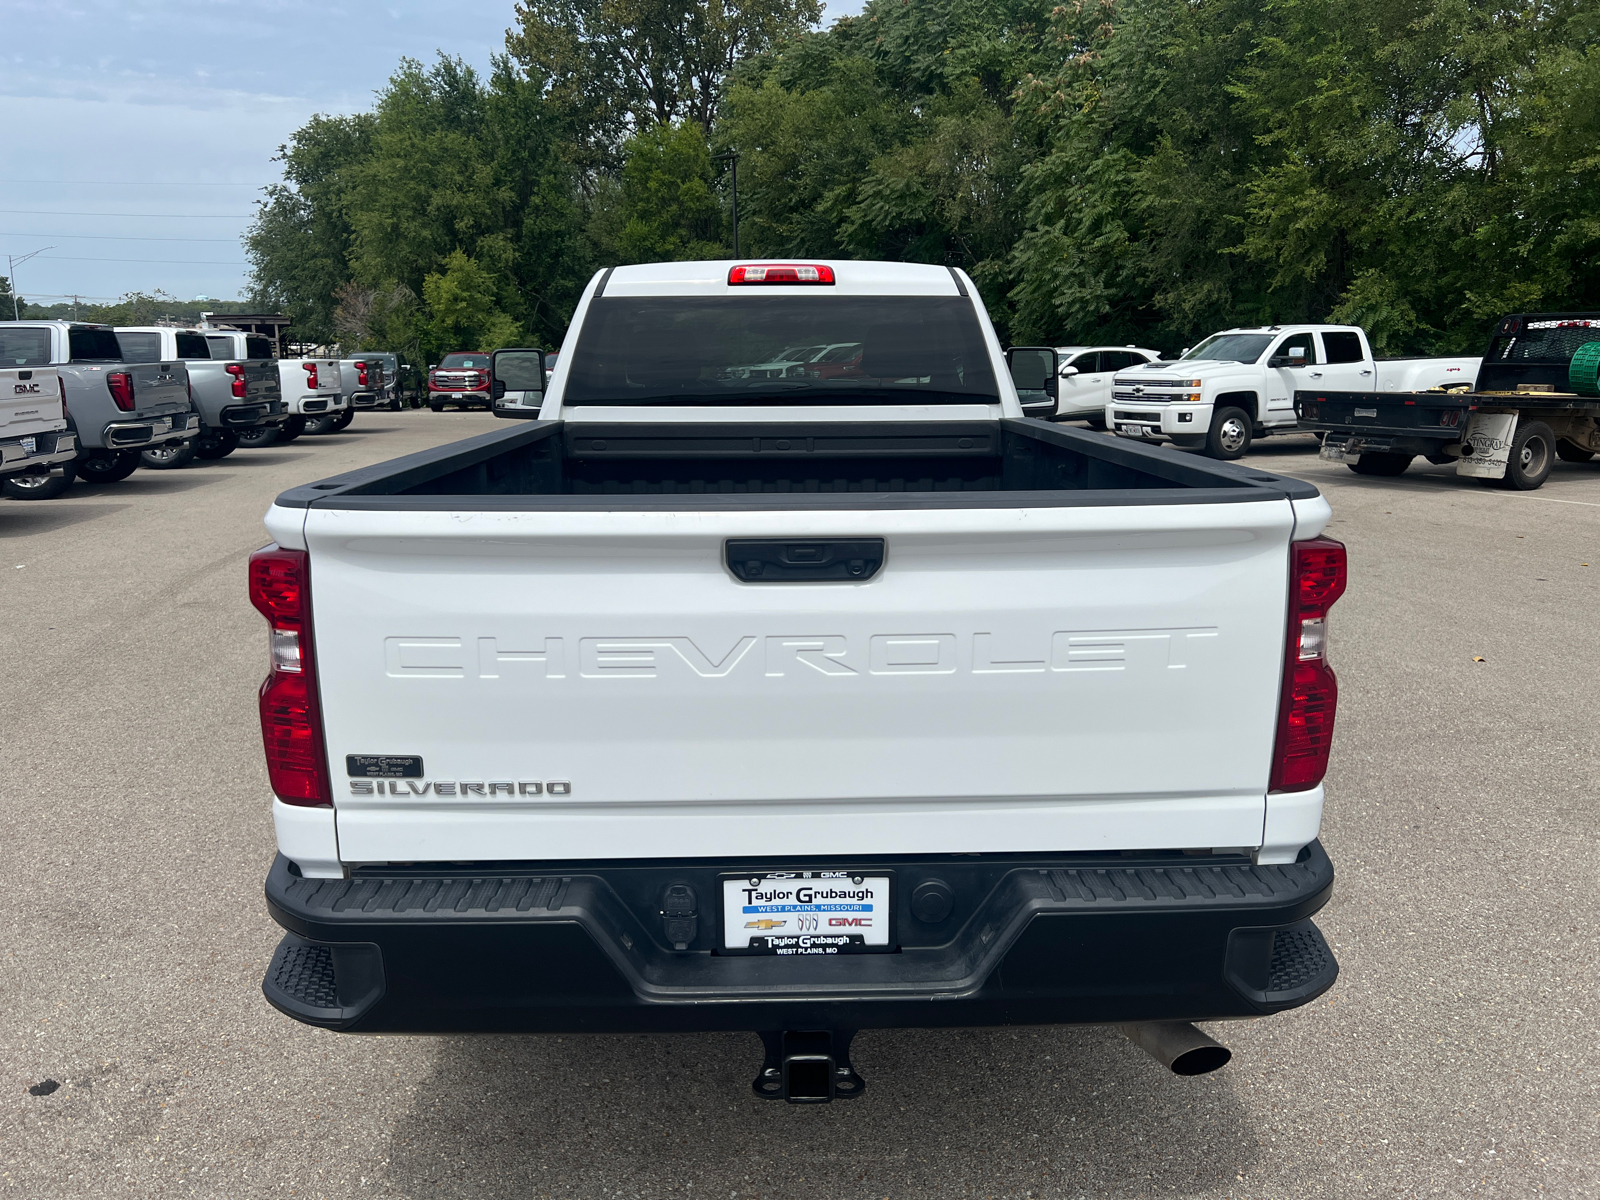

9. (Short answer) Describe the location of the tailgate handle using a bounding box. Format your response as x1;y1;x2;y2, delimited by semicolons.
726;538;884;583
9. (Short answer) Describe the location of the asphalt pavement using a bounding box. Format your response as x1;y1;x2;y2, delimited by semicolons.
3;413;1597;1198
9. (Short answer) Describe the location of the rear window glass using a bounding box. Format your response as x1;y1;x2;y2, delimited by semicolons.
440;353;488;369
116;332;163;361
70;327;124;361
247;336;275;359
0;327;52;366
563;296;999;406
1322;331;1364;363
1491;319;1600;363
175;332;211;358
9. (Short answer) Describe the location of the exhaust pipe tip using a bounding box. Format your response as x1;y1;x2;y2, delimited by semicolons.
1120;1022;1232;1076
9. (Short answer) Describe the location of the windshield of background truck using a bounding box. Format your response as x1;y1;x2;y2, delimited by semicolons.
564;296;999;405
1181;334;1274;364
116;332;162;361
1490;319;1600;363
0;327;51;366
440;353;487;369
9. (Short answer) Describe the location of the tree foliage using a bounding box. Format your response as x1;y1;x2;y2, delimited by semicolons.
247;0;1600;354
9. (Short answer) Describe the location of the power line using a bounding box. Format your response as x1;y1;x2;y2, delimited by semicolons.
40;254;248;266
0;208;252;219
2;231;240;243
0;178;261;187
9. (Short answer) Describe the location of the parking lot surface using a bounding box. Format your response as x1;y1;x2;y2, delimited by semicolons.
4;414;1597;1198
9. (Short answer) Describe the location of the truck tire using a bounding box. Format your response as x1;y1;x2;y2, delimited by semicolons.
76;450;140;483
429;400;445;413
1084;414;1107;431
1498;420;1555;490
2;460;77;500
236;426;279;448
278;417;306;442
1205;407;1253;459
1555;440;1595;463
1348;452;1413;476
140;441;197;470
332;409;355;431
194;430;240;460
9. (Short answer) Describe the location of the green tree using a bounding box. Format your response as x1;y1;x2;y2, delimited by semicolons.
593;121;727;261
420;251;524;359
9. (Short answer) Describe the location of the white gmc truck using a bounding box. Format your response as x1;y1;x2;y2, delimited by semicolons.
254;261;1346;1100
1106;324;1480;458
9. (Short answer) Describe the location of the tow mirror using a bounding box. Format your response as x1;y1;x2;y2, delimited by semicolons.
1269;349;1309;368
1006;347;1059;411
490;347;546;419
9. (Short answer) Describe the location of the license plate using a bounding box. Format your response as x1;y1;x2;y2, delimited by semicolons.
723;872;892;955
1118;424;1151;435
20;436;35;452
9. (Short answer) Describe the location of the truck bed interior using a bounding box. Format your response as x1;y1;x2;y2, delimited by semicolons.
277;419;1316;510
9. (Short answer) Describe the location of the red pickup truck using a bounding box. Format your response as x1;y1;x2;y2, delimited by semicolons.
428;352;492;411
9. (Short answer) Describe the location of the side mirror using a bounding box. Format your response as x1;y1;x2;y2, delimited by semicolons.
1005;346;1060;410
1268;353;1308;369
490;347;546;419
1060;365;1079;378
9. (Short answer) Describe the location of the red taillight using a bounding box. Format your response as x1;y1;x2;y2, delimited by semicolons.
728;263;835;286
107;371;135;411
1269;537;1347;792
226;361;247;398
355;361;369;387
249;546;330;806
302;361;318;388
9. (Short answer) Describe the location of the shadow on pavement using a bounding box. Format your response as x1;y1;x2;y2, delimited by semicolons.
381;1026;1257;1198
0;502;134;536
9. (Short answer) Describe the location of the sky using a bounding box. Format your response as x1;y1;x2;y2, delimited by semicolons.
1;0;861;307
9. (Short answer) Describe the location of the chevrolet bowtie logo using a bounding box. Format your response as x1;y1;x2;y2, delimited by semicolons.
745;918;787;930
1133;385;1145;393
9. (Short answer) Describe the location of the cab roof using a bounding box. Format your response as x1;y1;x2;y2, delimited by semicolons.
601;260;965;298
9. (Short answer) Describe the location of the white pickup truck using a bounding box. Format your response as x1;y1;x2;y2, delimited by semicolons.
201;329;342;444
254;261;1345;1099
1106;324;1480;458
1;365;77;486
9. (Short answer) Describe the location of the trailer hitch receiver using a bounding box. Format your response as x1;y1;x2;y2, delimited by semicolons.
752;1030;865;1103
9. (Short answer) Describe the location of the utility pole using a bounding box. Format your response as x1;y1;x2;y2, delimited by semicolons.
713;151;740;257
6;247;54;320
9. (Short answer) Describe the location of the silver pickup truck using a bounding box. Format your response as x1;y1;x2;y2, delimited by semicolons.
0;321;197;499
116;327;284;468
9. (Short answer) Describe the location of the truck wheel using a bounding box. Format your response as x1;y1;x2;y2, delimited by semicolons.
1555;440;1595;463
1348;452;1413;476
1499;421;1555;490
429;401;445;413
140;441;197;470
2;460;77;500
278;417;306;442
194;430;240;460
1084;415;1107;431
236;426;279;448
332;409;355;431
1205;407;1253;459
76;450;140;483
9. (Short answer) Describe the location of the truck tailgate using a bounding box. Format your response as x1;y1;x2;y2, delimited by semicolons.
1;368;63;436
289;502;1296;862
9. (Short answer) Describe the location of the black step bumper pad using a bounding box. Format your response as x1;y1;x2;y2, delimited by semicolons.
262;843;1339;1034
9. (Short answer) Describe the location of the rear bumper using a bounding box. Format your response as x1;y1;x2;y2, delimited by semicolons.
104;412;199;448
1;429;77;472
221;401;287;428
348;392;381;408
262;842;1339;1034
291;394;347;415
